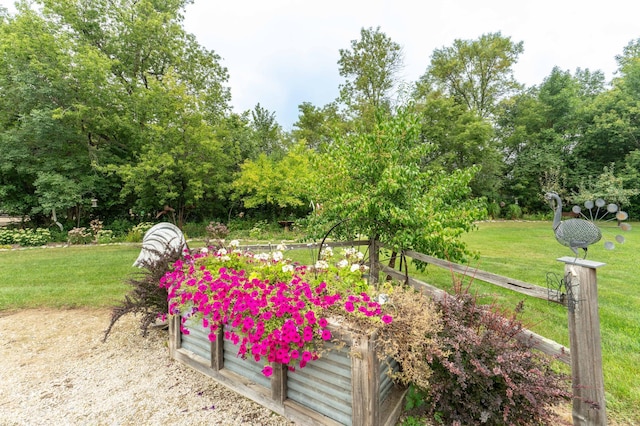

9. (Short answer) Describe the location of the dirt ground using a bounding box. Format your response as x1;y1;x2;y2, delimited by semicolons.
0;309;293;426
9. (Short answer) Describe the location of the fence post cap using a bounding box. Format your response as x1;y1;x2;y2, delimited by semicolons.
556;257;606;268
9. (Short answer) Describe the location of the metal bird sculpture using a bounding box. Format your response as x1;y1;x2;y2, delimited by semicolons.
545;192;631;258
546;192;602;258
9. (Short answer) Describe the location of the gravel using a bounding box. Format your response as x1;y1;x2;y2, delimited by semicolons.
0;309;294;426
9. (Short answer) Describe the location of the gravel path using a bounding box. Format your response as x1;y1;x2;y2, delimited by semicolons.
0;309;294;426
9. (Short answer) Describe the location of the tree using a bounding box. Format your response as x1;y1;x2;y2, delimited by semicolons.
426;32;524;118
337;26;403;125
232;142;318;218
410;90;498;199
0;5;96;224
291;101;346;152
111;73;231;227
495;67;602;210
250;103;286;158
309;106;485;262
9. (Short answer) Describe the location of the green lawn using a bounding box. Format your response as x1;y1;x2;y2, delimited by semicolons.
0;222;638;423
0;244;140;309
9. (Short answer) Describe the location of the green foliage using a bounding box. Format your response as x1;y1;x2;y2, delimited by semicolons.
124;222;154;243
232;142;318;217
426;32;524;118
505;203;523;219
337;26;403;124
486;202;501;219
309;106;485;262
0;227;52;246
572;163;639;208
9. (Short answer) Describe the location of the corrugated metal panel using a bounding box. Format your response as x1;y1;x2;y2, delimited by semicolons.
379;358;399;403
222;337;271;389
180;317;211;362
287;342;353;425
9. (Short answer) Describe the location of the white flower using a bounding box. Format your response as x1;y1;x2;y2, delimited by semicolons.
272;251;283;262
229;239;240;248
350;264;361;273
217;248;228;256
355;251;364;260
220;255;230;261
315;260;329;270
282;264;294;273
336;259;349;269
276;243;286;251
255;252;270;261
320;246;333;259
200;247;209;254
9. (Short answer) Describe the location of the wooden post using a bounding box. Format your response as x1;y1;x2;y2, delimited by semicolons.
351;334;379;426
558;257;607;426
368;239;380;287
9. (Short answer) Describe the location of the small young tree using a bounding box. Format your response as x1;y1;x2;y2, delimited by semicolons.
308;105;485;262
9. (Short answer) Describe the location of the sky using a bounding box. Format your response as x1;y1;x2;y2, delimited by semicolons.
2;0;640;129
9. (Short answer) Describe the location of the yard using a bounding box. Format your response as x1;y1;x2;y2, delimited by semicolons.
0;220;638;424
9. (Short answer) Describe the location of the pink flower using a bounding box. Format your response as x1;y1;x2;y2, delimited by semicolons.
318;317;328;328
262;365;273;377
345;301;355;312
321;329;332;340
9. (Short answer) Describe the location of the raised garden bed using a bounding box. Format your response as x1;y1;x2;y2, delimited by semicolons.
169;315;406;426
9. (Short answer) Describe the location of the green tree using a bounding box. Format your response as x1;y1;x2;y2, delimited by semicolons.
337;26;403;125
232;142;318;218
250;103;286;158
495;67;602;210
410;89;498;199
0;5;96;224
426;32;524;118
291;101;347;152
309;106;485;261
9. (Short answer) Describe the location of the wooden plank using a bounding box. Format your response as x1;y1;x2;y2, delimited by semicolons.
380;264;571;365
351;333;379;426
401;248;559;303
272;363;287;405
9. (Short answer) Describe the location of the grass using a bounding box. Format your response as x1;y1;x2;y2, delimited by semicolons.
0;244;140;309
0;222;638;423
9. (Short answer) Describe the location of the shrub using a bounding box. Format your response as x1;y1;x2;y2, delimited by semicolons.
505;203;523;220
67;227;92;245
420;282;571;425
0;227;52;246
205;221;229;246
96;229;114;244
125;221;154;242
486;202;501;220
103;244;182;342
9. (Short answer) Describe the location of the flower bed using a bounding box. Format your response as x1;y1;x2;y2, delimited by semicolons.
163;243;406;425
